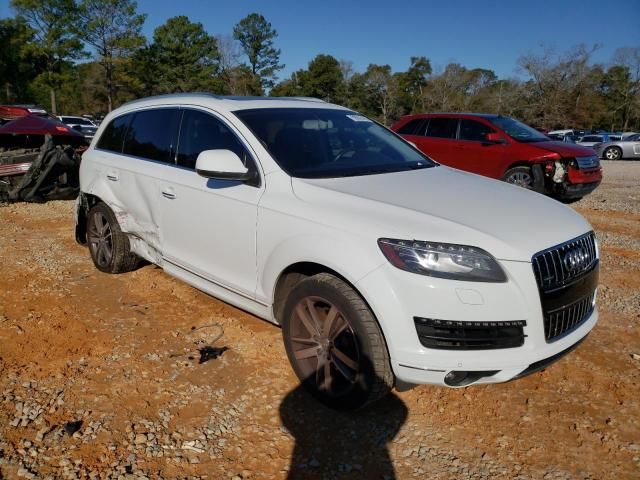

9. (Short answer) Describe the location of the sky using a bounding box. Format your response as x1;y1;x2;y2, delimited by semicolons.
1;0;639;80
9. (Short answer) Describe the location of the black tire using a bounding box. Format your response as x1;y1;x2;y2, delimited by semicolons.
603;146;622;161
282;273;393;410
86;202;139;274
502;166;534;189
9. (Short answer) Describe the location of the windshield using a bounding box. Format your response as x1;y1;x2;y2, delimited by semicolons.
488;116;550;143
233;108;436;178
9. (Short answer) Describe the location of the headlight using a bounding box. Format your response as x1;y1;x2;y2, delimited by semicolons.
378;238;507;282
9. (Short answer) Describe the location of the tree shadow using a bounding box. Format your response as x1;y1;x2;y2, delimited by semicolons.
279;367;408;479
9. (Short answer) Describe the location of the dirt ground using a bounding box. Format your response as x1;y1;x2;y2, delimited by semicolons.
0;161;638;480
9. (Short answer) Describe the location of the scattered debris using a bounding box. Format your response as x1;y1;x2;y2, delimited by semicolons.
199;346;228;364
63;420;83;436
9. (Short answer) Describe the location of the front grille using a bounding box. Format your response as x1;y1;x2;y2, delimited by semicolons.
544;291;595;341
414;317;526;350
532;232;597;291
575;155;600;169
532;232;598;342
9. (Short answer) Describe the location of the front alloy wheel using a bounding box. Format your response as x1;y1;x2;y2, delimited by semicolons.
289;296;360;395
282;273;393;409
504;167;534;189
604;147;622;160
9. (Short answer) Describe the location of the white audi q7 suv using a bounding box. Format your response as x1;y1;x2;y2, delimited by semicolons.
76;94;599;409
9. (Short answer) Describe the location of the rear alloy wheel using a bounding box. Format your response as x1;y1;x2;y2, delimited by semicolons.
603;146;622;160
503;166;534;189
87;203;139;274
282;273;393;409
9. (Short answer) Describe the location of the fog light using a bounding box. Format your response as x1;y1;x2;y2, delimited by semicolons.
444;371;468;386
444;370;499;386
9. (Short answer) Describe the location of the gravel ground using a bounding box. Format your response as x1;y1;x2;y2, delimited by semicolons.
0;161;638;479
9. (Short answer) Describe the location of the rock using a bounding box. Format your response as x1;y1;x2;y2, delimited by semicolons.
134;434;147;445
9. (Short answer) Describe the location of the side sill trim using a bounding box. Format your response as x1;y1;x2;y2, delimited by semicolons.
162;257;269;307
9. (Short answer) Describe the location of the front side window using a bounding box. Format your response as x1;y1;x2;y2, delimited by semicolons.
397;118;427;136
425;118;458;139
177;109;251;170
234;108;436;179
123;108;181;163
96;114;133;153
488;116;549;143
459;119;494;142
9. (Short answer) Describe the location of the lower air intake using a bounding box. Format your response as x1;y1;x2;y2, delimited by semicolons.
414;317;526;350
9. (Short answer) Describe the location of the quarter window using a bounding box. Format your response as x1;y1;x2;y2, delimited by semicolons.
122;108;181;163
177;109;251;170
459;119;494;142
96;114;132;153
425;118;458;139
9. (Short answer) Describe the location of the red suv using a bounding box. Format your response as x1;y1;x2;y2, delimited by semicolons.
392;113;602;201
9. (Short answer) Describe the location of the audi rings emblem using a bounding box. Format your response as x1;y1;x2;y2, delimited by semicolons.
563;247;588;272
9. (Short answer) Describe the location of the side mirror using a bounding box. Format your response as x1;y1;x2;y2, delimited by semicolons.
195;149;255;182
485;132;505;144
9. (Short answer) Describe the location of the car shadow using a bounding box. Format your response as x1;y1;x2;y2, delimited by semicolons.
279;370;408;479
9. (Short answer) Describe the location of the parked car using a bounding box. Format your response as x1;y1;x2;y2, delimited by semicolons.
76;94;599;409
547;129;576;137
575;134;622;147
57;115;99;141
0;104;49;125
392;113;602;202
546;133;577;143
0;114;86;202
593;133;640;160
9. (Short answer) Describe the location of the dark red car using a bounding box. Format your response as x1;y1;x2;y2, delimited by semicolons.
392;113;602;201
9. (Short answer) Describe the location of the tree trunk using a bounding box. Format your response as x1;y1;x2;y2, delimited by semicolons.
106;57;114;113
50;87;57;115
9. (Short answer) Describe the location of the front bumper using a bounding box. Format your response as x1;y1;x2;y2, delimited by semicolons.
355;259;598;387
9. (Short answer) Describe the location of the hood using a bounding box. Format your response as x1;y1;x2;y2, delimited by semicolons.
533;140;596;157
291;166;592;262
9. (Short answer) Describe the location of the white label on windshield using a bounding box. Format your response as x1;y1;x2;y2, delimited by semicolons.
346;114;372;122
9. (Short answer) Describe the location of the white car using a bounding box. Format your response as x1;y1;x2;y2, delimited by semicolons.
75;94;599;409
57;115;98;140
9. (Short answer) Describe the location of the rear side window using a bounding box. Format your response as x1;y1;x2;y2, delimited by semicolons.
396;118;427;136
177;109;251;170
123;108;181;163
425;118;458;139
459;119;494;142
96;114;132;152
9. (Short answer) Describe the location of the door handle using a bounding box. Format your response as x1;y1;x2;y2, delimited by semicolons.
162;189;176;199
106;172;119;181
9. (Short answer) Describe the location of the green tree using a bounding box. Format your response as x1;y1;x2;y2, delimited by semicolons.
147;16;221;93
301;54;344;102
271;54;344;102
76;0;146;112
233;13;283;90
396;56;431;112
11;0;85;114
0;17;40;103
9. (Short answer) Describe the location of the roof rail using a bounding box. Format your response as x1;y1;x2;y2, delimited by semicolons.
120;92;222;108
119;93;328;109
